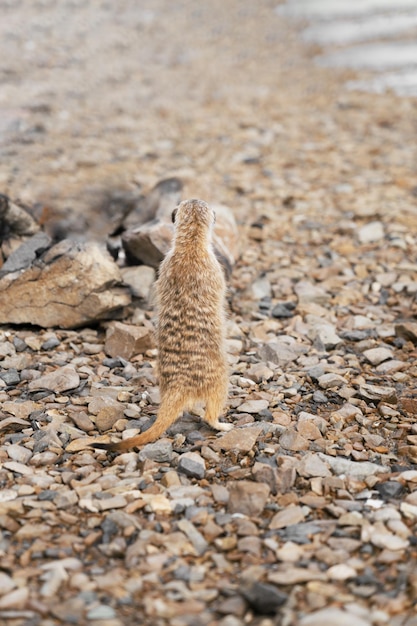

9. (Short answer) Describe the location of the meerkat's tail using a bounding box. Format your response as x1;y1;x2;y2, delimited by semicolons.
90;394;186;453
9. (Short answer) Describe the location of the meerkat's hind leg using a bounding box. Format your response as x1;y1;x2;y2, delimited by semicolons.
204;394;233;432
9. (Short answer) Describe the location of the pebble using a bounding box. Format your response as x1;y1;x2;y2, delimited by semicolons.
138;439;173;463
28;365;80;393
358;221;384;244
270;505;306;529
3;461;33;475
0;587;29;609
280;428;309;452
104;321;154;360
120;265;155;299
298;453;331;478
95;405;125;431
299;607;371;626
242;582;287;614
326;564;357;581
308;323;343;350
363;347;393;365
87;605;116;620
318;454;389;479
237;399;269;413
227;481;270;517
212;425;263;453
178;452;206;479
317;373;346;389
375;481;403;500
358;383;397;403
0;573;16;596
177;519;208;555
6;444;32;464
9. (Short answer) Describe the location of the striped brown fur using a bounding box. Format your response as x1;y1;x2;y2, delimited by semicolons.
92;199;231;453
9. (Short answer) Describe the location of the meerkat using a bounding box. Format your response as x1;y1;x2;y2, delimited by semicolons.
92;198;232;453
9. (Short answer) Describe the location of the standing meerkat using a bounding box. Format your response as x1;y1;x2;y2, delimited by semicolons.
92;199;232;453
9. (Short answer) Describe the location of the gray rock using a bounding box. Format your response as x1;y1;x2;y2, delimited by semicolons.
177;519;208;555
237;399;269;414
308;322;343;350
178;452;206;479
298;452;331;478
271;301;295;318
251;276;272;300
28;365;80;394
256;336;308;365
294;281;330;305
318;373;346;389
0;369;20;386
242;582;287;615
363;347;392;365
0;231;51;275
318;453;389;479
138;439;173;463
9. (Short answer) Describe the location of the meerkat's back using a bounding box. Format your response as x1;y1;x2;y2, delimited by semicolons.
92;199;231;453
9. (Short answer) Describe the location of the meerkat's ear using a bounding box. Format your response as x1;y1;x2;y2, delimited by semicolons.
171;208;178;223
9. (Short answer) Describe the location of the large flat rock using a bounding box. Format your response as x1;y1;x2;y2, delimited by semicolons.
0;240;131;328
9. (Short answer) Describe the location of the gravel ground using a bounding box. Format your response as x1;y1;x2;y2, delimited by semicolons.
1;1;417;625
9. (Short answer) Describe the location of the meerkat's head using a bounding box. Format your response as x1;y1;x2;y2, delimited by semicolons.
172;199;215;232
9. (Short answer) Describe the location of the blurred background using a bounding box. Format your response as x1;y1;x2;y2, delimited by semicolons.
0;0;416;240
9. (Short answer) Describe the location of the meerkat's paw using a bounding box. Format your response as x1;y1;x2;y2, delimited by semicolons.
213;421;233;432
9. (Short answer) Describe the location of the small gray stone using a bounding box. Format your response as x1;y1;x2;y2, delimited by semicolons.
318;373;346;389
318;453;389;479
298;452;331;478
178;452;206;479
363;347;392;365
0;231;51;275
252;276;272;300
237;399;269;414
294;281;330;305
308;322;343;350
271;301;295;318
6;444;32;464
242;582;287;615
28;365;80;393
0;369;20;386
138;439;173;463
87;605;116;620
257;336;307;365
